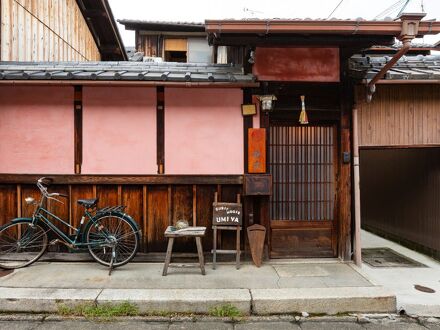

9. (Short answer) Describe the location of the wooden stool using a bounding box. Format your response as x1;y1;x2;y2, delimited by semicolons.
162;226;206;276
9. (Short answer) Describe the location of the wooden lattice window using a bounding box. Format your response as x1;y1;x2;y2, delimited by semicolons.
269;125;336;221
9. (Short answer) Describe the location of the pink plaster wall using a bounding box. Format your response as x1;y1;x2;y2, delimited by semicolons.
0;86;74;174
82;87;156;174
165;88;243;175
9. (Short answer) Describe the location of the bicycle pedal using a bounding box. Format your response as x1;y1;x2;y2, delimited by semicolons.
49;239;60;245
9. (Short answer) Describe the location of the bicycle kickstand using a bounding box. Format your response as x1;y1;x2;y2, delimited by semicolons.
108;246;116;276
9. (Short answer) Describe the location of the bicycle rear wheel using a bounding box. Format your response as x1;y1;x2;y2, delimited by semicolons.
0;220;48;269
85;215;139;268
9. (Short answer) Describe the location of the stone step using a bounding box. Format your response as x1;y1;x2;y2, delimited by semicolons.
251;287;396;315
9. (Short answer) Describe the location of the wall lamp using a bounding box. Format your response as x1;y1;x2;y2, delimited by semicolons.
257;95;277;112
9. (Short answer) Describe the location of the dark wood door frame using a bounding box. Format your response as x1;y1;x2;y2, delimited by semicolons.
268;121;339;258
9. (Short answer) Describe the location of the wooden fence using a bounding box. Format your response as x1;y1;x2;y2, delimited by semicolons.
0;175;243;253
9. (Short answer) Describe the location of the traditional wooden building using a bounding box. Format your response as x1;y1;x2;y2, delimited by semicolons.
0;15;439;262
118;20;212;63
351;54;440;260
0;0;126;61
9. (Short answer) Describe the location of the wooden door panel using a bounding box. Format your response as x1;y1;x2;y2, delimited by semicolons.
270;220;334;258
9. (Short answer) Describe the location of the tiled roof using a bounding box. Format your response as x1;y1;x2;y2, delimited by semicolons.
118;20;205;32
0;61;256;84
350;55;440;80
118;19;204;27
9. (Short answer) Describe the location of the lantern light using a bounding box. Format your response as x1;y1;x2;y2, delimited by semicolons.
258;95;277;112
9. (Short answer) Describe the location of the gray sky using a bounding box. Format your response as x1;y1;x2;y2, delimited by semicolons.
108;0;440;47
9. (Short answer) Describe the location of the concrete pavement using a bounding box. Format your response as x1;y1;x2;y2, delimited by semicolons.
6;229;440;316
361;230;440;317
0;260;395;315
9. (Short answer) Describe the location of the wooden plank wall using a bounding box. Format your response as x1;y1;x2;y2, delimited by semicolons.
0;182;242;253
0;0;100;61
358;85;440;147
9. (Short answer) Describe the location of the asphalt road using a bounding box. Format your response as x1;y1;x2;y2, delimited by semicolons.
0;315;439;330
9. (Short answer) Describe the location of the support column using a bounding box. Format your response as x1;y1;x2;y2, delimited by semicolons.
353;105;362;266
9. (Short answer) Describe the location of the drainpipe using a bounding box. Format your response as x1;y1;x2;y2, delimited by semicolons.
352;103;362;266
366;13;425;102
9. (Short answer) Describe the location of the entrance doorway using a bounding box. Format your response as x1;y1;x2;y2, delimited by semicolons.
269;123;338;258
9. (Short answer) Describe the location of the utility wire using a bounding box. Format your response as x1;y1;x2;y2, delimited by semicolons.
327;0;344;19
374;0;411;20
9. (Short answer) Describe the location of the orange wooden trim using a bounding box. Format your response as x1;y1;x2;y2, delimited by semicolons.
205;20;440;36
248;128;266;173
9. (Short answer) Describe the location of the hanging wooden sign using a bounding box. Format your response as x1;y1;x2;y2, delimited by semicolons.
248;128;266;173
212;202;242;226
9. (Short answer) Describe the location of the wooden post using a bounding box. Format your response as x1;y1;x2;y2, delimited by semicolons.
353;104;362;266
74;85;82;174
213;191;218;269
162;237;174;276
339;51;353;261
157;86;165;174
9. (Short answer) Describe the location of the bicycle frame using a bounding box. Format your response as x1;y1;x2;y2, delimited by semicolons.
33;206;104;249
29;178;113;249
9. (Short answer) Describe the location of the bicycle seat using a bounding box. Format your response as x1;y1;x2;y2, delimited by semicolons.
77;198;99;208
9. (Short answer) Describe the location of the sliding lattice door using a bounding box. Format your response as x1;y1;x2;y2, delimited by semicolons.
269;124;338;257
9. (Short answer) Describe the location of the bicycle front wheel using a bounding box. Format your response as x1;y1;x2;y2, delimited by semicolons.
85;215;139;268
0;220;48;269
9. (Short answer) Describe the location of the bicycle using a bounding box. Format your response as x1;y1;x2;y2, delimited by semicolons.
0;177;141;275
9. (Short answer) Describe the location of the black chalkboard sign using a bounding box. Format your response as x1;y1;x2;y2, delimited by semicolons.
212;202;242;226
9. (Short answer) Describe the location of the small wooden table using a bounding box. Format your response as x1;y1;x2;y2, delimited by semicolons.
162;226;206;276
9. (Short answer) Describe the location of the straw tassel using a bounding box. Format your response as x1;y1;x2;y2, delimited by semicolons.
299;95;309;125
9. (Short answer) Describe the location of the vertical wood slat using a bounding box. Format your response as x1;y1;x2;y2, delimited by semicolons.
17;184;22;218
0;0;100;61
143;185;148;251
358;85;440;147
192;185;197;226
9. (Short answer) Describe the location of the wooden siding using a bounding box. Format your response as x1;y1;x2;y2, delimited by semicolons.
360;148;440;260
0;177;242;253
137;35;159;57
358;85;440;147
1;0;100;61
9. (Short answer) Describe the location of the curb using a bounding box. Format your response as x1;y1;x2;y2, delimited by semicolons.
251;287;396;315
0;286;396;315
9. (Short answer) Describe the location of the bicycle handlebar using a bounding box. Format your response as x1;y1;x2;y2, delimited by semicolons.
49;193;68;198
36;178;68;200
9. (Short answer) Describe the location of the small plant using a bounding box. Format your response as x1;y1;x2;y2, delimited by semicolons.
57;301;139;319
208;304;242;318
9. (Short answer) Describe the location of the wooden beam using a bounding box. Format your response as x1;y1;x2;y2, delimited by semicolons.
0;174;244;185
208;34;395;49
84;9;108;18
157;86;165;174
0;80;260;88
360;144;440;150
74;85;82;174
243;89;253;174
